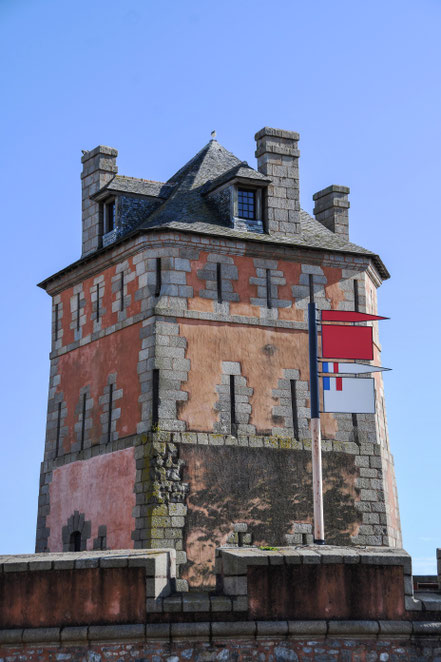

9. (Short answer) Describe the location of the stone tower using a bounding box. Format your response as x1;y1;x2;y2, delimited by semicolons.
36;128;401;589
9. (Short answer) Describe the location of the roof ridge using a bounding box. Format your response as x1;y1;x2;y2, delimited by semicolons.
115;174;169;185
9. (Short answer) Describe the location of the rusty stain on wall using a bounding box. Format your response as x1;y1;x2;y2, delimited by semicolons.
180;445;359;588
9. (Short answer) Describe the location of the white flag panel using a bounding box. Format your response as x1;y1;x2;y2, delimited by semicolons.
321;361;389;375
322;377;376;414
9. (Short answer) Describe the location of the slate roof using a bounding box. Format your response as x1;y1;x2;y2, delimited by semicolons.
137;139;244;228
39;138;389;288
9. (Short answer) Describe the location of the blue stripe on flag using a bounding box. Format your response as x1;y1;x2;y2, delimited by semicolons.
323;362;329;372
323;376;330;390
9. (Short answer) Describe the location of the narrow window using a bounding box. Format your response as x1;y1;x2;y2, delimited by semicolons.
56;401;62;456
76;293;81;331
155;258;162;297
107;383;113;443
98;533;106;550
80;392;87;450
70;531;81;552
216;262;222;303
120;272;125;311
105;199;115;233
229;375;236;435
352;412;358;429
354;280;359;312
54;303;59;340
266;269;272;309
309;274;314;303
152;369;159;428
238;189;255;219
96;283;100;321
290;380;299;441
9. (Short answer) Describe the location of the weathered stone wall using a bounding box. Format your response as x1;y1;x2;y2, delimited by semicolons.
38;231;401;574
2;633;441;662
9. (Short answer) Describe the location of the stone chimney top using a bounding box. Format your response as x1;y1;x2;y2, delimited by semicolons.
313;185;350;241
255;127;301;238
81;146;118;256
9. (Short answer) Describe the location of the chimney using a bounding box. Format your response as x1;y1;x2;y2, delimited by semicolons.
255;127;300;238
81;146;118;256
313;185;350;241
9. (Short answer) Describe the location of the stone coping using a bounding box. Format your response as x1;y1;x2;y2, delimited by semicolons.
0;549;176;576
218;545;412;575
1;620;441;645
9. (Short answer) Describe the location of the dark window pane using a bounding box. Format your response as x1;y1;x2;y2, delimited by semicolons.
238;189;255;220
70;531;81;552
105;200;115;232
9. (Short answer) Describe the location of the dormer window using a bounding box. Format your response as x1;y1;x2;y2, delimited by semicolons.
104;198;116;233
202;163;270;235
100;197;118;247
238;189;256;220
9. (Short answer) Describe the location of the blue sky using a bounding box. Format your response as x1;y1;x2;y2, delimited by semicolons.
1;0;440;573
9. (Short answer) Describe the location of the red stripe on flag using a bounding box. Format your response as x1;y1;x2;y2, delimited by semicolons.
336;378;342;391
322;311;388;322
334;362;339;373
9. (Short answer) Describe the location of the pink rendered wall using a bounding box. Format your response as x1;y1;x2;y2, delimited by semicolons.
46;448;136;551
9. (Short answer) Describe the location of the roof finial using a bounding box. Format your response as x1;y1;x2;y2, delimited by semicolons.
211;130;217;140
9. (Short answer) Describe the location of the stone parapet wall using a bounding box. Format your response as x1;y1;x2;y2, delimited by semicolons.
1;547;441;660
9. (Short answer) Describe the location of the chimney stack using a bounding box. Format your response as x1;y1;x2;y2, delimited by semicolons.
313;185;350;241
81;146;118;256
255;127;300;238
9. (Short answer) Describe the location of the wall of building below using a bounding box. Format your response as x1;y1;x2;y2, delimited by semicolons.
0;547;440;661
2;630;441;662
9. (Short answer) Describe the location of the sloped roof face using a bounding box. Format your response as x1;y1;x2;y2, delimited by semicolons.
138;139;243;228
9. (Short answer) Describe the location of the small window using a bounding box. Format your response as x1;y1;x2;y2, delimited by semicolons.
238;189;255;220
104;199;116;233
70;531;82;552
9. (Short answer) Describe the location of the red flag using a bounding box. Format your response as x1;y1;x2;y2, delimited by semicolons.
322;311;388;323
322;325;373;360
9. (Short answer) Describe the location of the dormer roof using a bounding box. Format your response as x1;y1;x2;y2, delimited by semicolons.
91;175;174;201
202;162;271;195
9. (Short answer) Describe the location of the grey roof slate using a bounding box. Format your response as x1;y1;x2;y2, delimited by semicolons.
137;140;244;228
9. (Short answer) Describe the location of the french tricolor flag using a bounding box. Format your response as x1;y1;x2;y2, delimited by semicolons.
322;376;343;392
321;362;389;375
322;376;376;414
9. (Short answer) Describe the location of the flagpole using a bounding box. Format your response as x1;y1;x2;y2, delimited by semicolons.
308;302;325;544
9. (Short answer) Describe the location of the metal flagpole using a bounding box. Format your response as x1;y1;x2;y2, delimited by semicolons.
308;302;325;544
